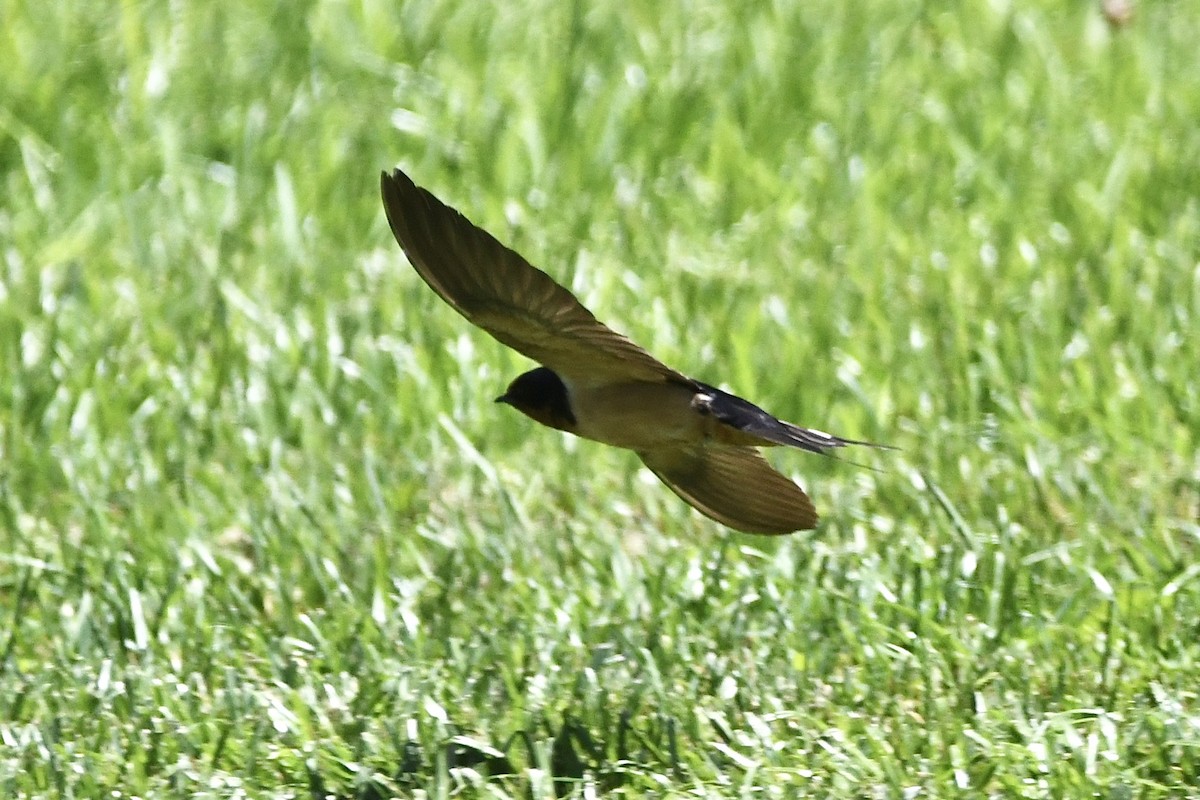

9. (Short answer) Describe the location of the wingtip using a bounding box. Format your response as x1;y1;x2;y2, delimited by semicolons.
380;168;396;203
380;166;417;197
380;167;421;244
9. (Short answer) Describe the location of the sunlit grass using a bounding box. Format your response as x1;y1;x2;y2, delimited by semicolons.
1;0;1197;796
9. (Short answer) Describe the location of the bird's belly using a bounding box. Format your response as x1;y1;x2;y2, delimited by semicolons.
568;381;702;450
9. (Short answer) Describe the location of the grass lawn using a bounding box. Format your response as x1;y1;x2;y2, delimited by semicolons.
2;0;1198;796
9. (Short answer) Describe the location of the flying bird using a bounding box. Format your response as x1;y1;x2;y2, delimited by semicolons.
381;167;879;534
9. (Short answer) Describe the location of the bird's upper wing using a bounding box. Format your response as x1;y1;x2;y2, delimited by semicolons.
638;446;818;534
381;169;685;387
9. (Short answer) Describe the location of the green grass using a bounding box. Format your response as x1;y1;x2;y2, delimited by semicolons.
2;0;1198;796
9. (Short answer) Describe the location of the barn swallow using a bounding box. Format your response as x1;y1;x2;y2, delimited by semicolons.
381;167;879;534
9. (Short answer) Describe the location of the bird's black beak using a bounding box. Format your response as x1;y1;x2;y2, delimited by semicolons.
495;393;511;405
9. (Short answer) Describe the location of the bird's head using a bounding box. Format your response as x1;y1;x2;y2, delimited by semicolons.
495;367;577;432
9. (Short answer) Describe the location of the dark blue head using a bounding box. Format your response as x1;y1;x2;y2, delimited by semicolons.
495;367;577;432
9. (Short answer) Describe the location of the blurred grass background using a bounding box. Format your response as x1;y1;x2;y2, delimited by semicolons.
1;0;1198;796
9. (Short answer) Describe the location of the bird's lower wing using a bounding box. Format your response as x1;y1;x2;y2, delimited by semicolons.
638;446;818;534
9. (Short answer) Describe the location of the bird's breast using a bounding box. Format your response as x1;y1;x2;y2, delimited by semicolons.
566;380;704;450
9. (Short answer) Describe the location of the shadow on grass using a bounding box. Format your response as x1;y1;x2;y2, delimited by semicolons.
307;712;683;798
